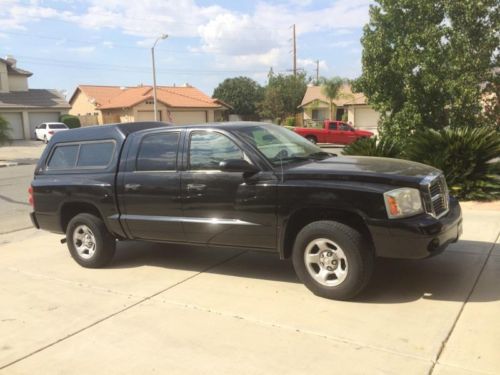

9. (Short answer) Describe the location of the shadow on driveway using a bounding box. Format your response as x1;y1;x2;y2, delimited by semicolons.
109;239;498;304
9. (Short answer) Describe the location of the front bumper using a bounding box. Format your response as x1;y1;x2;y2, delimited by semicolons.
368;197;462;259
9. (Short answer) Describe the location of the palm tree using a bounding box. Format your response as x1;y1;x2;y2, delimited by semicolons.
0;115;11;146
320;77;347;120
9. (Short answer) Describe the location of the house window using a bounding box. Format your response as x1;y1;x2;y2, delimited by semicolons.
311;109;320;120
145;100;154;105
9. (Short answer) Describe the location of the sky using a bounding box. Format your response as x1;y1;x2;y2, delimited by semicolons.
0;0;372;99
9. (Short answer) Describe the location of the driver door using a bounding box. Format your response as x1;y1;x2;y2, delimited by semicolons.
180;129;277;249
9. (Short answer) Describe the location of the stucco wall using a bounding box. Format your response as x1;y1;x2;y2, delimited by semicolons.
8;75;28;91
70;90;103;124
0;62;8;93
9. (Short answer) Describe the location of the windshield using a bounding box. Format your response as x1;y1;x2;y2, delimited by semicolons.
233;124;332;166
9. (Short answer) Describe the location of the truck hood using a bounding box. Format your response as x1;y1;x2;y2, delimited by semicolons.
283;156;440;186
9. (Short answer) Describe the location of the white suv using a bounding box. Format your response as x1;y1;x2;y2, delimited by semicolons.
34;122;69;143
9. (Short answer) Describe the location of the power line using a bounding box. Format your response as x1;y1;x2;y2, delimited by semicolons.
15;55;276;75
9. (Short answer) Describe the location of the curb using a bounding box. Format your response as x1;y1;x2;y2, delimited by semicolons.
0;161;19;168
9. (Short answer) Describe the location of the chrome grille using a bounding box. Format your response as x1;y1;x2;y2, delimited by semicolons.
422;174;449;218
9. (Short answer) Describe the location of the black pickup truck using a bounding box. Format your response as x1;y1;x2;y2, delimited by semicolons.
29;121;462;300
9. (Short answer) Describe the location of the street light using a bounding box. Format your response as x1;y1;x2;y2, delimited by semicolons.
151;33;168;121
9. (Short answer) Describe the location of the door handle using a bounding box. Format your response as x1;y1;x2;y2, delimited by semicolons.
186;183;206;191
125;183;141;191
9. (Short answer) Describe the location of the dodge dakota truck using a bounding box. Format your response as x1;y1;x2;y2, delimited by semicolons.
29;121;462;300
294;120;374;144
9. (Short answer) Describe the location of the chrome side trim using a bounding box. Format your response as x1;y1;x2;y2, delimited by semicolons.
119;214;260;226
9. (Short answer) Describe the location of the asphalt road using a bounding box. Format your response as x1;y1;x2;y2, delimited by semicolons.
0;165;35;235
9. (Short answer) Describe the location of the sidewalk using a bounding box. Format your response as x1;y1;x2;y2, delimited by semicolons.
0;141;45;167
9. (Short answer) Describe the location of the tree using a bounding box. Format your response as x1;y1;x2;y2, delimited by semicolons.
212;76;264;119
258;72;308;123
0;115;11;146
355;0;500;144
320;77;349;120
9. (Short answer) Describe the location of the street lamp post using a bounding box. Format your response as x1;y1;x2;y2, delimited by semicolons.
151;34;168;121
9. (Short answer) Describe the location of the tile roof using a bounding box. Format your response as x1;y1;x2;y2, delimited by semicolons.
299;84;368;107
73;85;223;110
0;89;70;109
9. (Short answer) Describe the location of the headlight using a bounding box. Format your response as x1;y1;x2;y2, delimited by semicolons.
383;188;423;219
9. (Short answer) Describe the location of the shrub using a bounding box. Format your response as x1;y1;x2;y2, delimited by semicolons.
60;114;81;129
342;136;402;158
0;115;12;146
406;127;500;200
284;116;296;127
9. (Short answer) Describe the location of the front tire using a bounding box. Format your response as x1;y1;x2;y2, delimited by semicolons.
66;213;116;268
292;220;374;300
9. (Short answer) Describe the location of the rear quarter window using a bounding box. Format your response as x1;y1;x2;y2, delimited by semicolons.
77;142;115;167
47;145;79;169
47;141;115;170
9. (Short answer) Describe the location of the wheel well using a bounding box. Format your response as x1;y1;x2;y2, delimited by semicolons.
282;208;373;259
305;135;317;141
60;202;102;233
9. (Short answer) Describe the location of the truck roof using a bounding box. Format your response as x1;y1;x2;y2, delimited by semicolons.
50;121;170;143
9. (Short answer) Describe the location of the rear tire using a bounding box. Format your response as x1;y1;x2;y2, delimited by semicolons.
306;136;317;144
43;135;48;144
66;213;116;268
292;220;374;300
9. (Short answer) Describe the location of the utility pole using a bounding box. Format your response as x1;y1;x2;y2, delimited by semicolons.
151;34;168;121
316;59;319;84
292;24;297;76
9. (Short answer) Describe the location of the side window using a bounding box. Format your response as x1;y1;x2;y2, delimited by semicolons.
340;123;350;131
136;132;179;171
329;122;337;130
189;131;243;170
47;145;79;169
39;124;46;129
77;142;115;167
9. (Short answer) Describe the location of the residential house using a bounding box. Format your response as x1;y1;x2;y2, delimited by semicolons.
299;84;381;133
69;84;230;126
0;56;70;140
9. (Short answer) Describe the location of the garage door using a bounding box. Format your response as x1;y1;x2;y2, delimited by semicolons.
170;111;207;125
354;107;380;134
29;112;60;140
136;110;163;122
0;112;24;140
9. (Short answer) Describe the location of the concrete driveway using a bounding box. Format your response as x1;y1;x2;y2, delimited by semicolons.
0;206;499;374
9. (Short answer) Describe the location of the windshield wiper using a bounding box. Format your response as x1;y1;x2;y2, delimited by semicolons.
273;155;310;163
308;151;335;159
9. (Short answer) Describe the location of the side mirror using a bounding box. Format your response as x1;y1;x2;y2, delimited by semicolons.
219;159;259;174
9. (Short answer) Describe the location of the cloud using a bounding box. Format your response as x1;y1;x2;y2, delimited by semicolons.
69;46;96;54
0;0;370;74
330;40;357;48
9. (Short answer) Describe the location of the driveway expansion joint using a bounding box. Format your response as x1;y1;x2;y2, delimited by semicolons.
154;297;433;364
0;249;248;371
428;231;500;375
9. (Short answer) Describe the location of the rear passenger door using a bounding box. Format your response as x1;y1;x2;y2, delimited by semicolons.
118;130;185;242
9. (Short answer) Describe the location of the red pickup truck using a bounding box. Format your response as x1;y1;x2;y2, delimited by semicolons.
294;120;374;145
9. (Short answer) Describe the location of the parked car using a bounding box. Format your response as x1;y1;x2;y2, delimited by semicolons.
34;122;69;143
294;120;373;144
29;122;462;300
